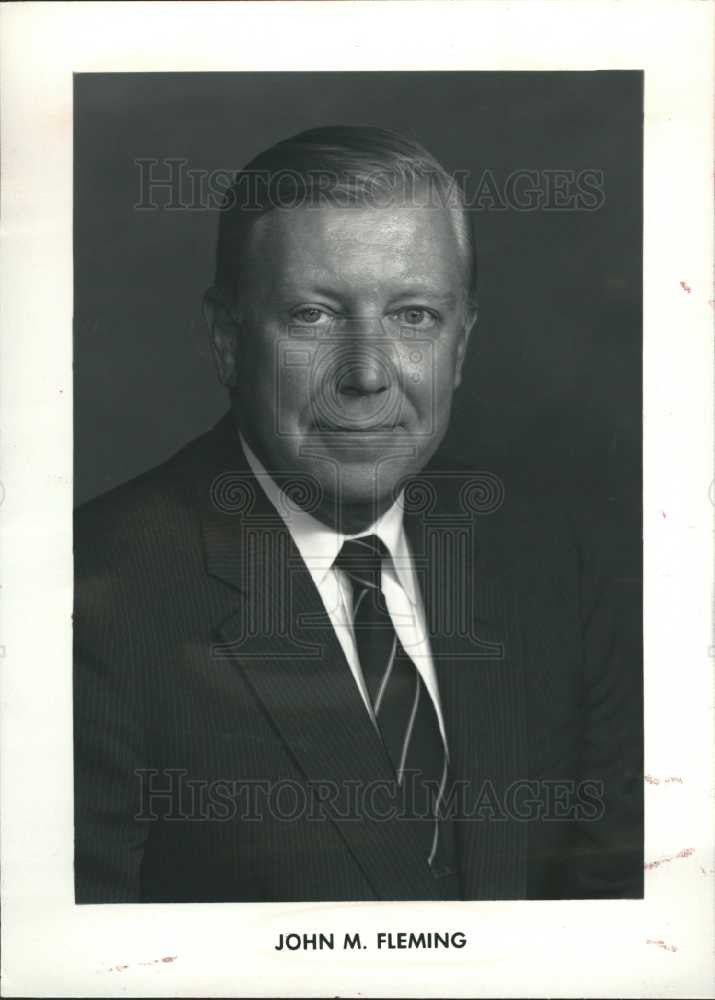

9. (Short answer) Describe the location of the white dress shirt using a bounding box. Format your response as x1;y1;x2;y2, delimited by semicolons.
238;433;448;749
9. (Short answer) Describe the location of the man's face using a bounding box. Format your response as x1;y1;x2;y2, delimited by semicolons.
209;200;473;528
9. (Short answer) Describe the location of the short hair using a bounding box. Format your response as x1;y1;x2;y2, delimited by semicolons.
213;125;477;319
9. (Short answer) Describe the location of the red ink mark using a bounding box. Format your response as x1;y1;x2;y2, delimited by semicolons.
708;299;714;308
646;939;678;953
661;511;666;519
644;846;695;871
109;956;177;973
680;281;692;293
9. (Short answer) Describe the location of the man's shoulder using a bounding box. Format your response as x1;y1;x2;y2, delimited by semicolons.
419;455;634;587
74;414;237;572
417;457;576;551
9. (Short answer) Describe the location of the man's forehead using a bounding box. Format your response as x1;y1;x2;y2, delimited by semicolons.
246;202;463;289
255;200;457;242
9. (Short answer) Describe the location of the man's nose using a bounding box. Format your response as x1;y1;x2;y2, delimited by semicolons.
336;318;391;397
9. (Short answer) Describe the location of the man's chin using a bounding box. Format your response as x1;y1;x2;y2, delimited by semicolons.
305;464;410;530
308;423;432;471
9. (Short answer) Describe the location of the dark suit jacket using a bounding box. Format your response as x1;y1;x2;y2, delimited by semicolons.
74;413;643;902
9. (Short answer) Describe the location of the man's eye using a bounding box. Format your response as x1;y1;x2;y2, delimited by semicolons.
292;307;332;325
392;307;438;329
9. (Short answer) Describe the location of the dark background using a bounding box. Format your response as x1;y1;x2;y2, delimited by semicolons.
74;71;642;541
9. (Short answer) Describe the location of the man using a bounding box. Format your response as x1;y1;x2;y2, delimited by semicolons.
74;125;642;902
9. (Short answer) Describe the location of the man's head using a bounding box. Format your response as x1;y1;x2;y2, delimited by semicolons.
204;125;477;531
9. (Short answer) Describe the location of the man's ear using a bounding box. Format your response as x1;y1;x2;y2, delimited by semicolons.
203;286;241;388
453;306;477;389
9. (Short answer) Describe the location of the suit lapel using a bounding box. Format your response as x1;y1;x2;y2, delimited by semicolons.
404;480;529;900
199;419;446;900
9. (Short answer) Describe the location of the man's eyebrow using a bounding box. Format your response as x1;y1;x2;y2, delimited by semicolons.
387;288;458;306
277;280;460;308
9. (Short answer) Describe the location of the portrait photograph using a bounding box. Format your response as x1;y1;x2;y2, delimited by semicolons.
73;69;644;906
1;3;712;998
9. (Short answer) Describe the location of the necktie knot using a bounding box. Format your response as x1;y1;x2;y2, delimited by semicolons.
335;534;387;591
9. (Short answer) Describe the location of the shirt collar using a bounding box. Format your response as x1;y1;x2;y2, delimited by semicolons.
238;431;417;605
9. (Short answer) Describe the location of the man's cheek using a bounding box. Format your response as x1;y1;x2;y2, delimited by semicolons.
423;370;455;436
277;366;312;428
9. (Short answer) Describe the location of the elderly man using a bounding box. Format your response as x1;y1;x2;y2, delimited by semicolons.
74;125;642;903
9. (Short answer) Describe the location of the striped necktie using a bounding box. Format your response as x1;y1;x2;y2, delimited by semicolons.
335;534;457;877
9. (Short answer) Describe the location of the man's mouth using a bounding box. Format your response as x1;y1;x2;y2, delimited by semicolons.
314;423;401;433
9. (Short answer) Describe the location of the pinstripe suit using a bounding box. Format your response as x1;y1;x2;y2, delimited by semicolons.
74;412;643;902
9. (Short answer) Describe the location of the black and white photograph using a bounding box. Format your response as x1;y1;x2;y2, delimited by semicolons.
73;71;644;905
1;3;713;998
